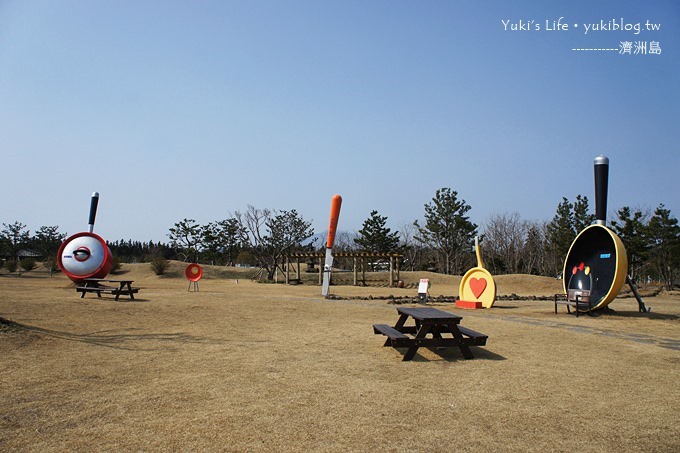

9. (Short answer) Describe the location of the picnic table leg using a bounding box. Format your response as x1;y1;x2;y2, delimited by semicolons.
403;324;433;361
449;324;475;359
393;314;409;331
431;324;444;339
388;314;410;347
126;282;135;300
383;315;408;346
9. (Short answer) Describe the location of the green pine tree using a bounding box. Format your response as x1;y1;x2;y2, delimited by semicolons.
354;210;400;253
610;206;649;280
415;188;477;275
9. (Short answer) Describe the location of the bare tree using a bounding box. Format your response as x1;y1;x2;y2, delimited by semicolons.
522;221;548;275
399;222;422;271
482;213;527;274
332;230;357;253
235;206;314;280
646;204;680;290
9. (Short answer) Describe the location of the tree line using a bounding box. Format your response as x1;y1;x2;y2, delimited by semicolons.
2;188;678;288
0;222;178;272
337;191;679;290
481;200;679;288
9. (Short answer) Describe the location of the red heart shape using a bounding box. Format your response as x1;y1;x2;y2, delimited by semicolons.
470;277;487;299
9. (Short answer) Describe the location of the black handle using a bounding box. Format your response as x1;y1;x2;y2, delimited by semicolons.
88;192;100;230
594;156;609;225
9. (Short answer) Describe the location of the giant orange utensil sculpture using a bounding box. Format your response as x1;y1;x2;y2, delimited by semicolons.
322;194;342;297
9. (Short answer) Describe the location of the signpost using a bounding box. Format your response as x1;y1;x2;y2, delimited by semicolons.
417;278;430;303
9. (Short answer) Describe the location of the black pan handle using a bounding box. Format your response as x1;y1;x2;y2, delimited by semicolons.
88;192;99;232
594;155;608;225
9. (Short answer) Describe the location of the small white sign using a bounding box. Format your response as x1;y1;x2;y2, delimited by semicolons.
417;278;430;303
418;279;429;295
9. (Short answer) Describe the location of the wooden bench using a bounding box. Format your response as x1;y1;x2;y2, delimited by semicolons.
373;324;411;348
457;326;488;345
553;293;593;317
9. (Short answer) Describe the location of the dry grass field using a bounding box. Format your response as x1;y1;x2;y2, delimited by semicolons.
1;262;679;452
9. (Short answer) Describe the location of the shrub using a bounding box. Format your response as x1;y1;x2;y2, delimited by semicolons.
20;258;36;272
150;257;170;275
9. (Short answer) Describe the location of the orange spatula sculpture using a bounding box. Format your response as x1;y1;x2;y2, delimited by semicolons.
322;194;342;297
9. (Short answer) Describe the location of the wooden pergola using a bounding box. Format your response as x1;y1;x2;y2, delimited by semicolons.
284;252;403;287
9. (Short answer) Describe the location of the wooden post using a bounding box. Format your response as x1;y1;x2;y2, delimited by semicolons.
296;258;301;284
362;256;366;286
285;256;290;284
396;255;400;285
389;256;394;287
353;256;358;286
318;256;323;285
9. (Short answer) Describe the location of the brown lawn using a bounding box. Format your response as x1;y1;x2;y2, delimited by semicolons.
1;263;679;451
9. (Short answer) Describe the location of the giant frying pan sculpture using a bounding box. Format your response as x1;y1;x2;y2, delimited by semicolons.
57;192;113;282
562;156;628;311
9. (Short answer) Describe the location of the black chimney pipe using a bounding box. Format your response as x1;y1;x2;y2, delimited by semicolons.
594;155;609;225
88;192;99;233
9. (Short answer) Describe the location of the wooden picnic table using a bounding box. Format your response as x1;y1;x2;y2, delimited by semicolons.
373;306;488;361
75;278;139;301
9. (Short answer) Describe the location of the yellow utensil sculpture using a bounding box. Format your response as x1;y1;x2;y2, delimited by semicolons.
459;237;497;308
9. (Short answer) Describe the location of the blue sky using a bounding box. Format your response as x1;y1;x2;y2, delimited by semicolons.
1;0;678;243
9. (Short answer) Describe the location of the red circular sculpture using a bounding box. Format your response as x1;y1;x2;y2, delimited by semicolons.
185;263;203;282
